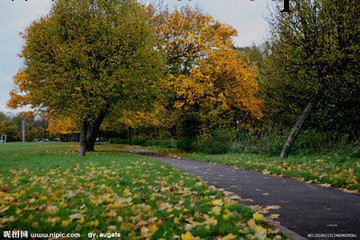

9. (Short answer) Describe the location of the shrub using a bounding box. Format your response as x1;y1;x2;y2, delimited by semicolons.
144;138;176;148
197;128;236;154
177;138;196;152
230;127;357;156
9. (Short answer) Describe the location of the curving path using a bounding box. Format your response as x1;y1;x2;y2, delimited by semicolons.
122;147;360;240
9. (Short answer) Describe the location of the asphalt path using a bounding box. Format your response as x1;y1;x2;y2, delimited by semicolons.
122;147;360;240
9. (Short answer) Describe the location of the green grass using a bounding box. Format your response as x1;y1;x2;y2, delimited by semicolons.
0;143;286;239
143;146;360;192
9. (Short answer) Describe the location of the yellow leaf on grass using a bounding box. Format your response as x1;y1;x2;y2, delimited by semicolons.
101;194;112;202
211;199;223;206
223;209;232;220
111;202;121;209
247;219;257;229
87;219;99;228
181;231;198;240
47;217;61;225
61;220;71;227
141;226;151;238
91;199;98;205
254;226;267;236
40;196;48;201
123;188;131;196
253;212;264;221
0;206;10;213
220;233;237;240
149;224;159;235
46;205;59;214
15;208;23;216
69;213;85;221
210;206;221;216
204;216;218;225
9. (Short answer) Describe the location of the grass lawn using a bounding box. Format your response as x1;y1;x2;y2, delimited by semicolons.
144;146;360;193
0;143;286;239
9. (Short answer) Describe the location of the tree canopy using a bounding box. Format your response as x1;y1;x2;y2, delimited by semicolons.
9;0;165;155
265;0;359;157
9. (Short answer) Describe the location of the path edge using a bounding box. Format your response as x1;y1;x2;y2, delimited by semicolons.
121;146;308;240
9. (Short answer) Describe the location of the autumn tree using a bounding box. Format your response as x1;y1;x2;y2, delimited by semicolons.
9;0;164;155
267;0;359;158
150;7;262;148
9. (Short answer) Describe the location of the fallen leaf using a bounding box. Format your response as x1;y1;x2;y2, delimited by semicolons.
87;219;99;227
265;205;281;211
46;205;59;214
220;233;237;240
210;206;221;216
141;226;151;238
255;225;267;236
61;219;71;227
212;199;223;206
247;219;257;229
0;206;10;213
269;214;280;220
69;213;85;221
149;224;159;235
253;212;264;221
181;231;199;240
204;216;218;225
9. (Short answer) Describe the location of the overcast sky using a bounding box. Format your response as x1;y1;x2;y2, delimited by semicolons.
0;0;276;114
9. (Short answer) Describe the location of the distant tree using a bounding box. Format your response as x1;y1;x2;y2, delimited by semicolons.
8;0;164;155
0;112;21;141
0;112;47;142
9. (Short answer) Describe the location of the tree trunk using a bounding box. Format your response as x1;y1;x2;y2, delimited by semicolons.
279;97;318;159
78;110;107;156
79;121;89;156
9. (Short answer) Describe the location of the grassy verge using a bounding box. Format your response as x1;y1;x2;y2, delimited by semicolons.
143;146;360;192
0;143;285;239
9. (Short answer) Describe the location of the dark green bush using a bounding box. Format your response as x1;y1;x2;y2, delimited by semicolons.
177;138;196;152
109;138;129;144
198;139;229;154
144;139;176;148
230;127;357;156
197;128;236;154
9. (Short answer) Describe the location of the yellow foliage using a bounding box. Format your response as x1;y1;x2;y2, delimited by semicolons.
48;116;80;135
173;49;263;123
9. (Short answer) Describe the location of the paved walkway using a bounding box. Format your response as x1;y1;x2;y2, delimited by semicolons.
122;147;360;239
